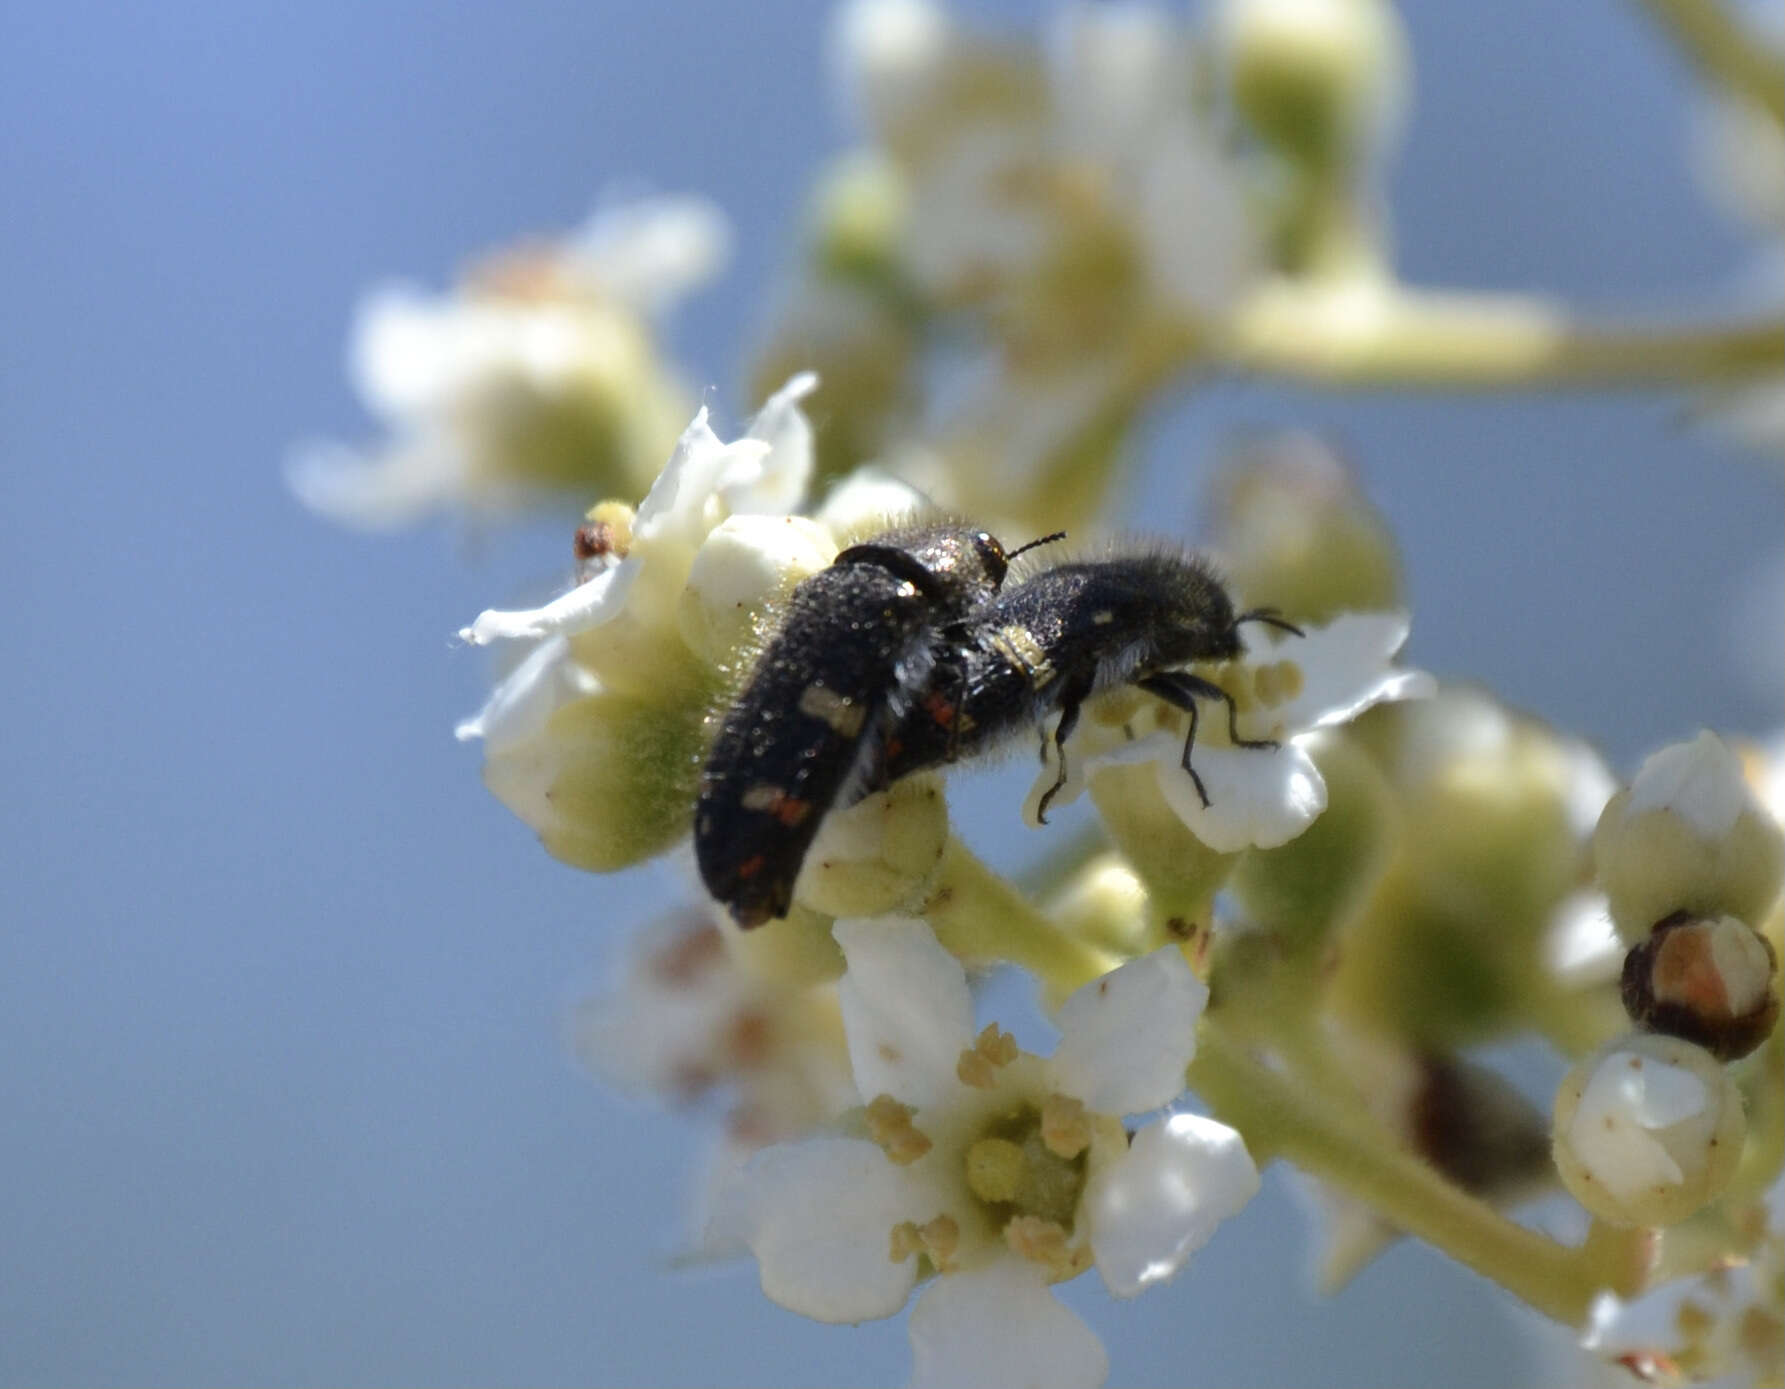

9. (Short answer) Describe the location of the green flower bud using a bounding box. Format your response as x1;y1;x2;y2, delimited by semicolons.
1595;731;1785;944
1216;0;1408;176
791;775;950;919
1088;760;1237;927
481;682;709;873
810;150;911;283
1362;688;1597;934
1044;852;1154;957
1204;431;1403;625
461;313;690;501
1552;1032;1746;1228
1228;729;1397;947
1332;692;1610;1046
749;281;918;487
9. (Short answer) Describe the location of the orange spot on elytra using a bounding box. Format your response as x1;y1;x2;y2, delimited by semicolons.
772;796;811;827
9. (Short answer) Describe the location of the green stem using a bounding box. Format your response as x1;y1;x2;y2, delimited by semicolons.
1216;283;1785;388
1190;1022;1649;1325
1634;0;1785;125
922;837;1118;1000
1012;824;1111;902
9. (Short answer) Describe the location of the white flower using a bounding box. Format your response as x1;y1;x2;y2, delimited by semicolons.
455;373;818;648
717;919;1258;1386
288;195;727;529
556;194;732;317
851;1;1259;319
1049;3;1257;317
571;906;856;1259
1028;611;1433;852
573;907;852;1114
830;0;955;137
450;379;823;874
1582;1175;1784;1386
907;1260;1108;1389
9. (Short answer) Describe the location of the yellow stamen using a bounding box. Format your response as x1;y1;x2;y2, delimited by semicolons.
865;1094;932;1165
1004;1215;1092;1281
1040;1094;1092;1160
956;1023;1020;1088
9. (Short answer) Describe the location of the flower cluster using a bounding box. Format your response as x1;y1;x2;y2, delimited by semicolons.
293;0;1785;1384
289;195;727;529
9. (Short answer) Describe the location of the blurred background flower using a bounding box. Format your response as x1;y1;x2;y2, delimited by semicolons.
3;1;1780;1384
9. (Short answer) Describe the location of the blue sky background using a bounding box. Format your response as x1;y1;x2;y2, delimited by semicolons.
3;1;1780;1384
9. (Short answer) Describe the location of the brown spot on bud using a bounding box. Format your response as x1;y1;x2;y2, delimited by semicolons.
1622;913;1780;1062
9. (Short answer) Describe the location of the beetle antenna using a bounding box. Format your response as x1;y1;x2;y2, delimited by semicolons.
1006;530;1067;562
1236;607;1305;638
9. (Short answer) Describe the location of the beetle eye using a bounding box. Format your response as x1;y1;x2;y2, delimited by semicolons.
973;533;1009;584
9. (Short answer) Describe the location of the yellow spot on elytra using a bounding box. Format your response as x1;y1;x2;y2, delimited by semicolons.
798;684;867;737
988;624;1053;685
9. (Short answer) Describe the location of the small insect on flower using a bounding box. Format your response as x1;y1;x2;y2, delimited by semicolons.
695;522;1063;927
875;547;1303;821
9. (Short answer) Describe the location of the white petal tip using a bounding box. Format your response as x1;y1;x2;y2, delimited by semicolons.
780;370;820;400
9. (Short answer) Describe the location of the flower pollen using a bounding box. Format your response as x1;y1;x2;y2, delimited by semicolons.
890;1214;961;1272
1040;1094;1093;1160
866;1093;933;1164
1250;658;1304;709
956;1022;1020;1088
1005;1214;1092;1281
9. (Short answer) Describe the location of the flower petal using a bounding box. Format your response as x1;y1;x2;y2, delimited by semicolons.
563;194;732;316
456;562;636;646
1154;740;1327;852
1020;720;1164;828
1626;730;1749;839
453;636;598;749
284;436;466;531
834;917;975;1107
732;372;819;515
815;466;929;537
1049;948;1206;1115
1084;1113;1260;1298
715;1136;922;1323
1244;612;1431;733
633;408;770;545
907;1261;1108;1389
